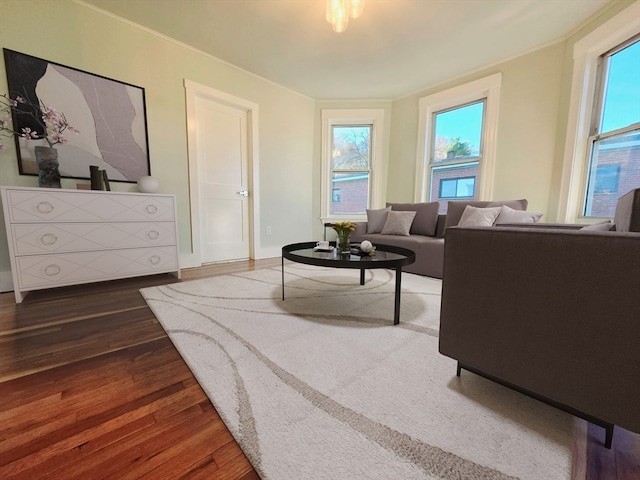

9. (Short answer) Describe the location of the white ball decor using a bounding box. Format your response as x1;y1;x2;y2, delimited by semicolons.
137;175;159;193
360;240;373;253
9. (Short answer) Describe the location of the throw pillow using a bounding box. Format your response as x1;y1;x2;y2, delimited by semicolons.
385;202;440;236
366;207;391;233
495;205;543;224
581;220;614;231
444;199;528;230
457;206;502;227
380;210;417;236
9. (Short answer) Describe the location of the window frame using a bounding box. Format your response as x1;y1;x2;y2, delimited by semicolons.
558;2;640;222
415;73;502;206
321;109;384;222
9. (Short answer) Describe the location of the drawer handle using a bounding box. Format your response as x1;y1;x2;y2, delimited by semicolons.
147;230;160;240
145;204;158;215
149;255;161;265
36;201;54;214
44;264;61;276
40;233;58;246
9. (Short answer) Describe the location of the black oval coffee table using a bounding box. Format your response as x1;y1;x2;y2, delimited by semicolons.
281;242;416;325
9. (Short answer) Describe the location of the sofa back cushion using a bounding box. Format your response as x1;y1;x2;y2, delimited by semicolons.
444;199;528;230
614;187;640;232
386;202;439;236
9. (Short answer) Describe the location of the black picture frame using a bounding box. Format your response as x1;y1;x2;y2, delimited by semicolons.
3;49;151;183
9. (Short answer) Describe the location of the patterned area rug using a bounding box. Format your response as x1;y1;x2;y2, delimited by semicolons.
141;264;573;479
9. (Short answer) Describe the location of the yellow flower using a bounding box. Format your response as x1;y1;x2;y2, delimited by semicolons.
332;221;356;234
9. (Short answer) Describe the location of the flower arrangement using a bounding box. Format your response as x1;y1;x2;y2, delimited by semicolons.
332;221;356;253
0;93;79;151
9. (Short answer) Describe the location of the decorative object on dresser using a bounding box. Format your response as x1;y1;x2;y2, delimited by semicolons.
1;186;180;303
1;92;79;188
137;175;160;193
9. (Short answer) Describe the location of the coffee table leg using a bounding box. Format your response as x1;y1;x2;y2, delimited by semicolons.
394;267;402;325
360;269;365;285
281;256;285;300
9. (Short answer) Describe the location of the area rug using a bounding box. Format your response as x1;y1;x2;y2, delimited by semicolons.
140;264;573;480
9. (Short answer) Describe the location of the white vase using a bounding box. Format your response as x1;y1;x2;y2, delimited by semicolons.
137;175;159;193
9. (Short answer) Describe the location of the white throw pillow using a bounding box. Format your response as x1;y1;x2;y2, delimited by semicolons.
495;205;543;224
380;211;417;236
457;206;502;227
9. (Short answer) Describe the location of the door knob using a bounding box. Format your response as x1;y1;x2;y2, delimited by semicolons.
237;190;249;197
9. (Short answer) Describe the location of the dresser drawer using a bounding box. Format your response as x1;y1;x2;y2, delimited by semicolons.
15;247;179;289
12;222;177;255
5;189;175;223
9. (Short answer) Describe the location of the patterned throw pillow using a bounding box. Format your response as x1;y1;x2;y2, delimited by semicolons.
380;211;417;236
457;206;502;227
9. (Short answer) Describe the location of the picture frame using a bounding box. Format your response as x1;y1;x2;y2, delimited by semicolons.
3;49;151;183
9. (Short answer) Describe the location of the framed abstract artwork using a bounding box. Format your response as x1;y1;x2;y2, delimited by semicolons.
3;49;151;183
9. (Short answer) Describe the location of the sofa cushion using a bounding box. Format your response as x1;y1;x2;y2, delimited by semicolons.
386;202;439;236
366;207;391;233
614;188;640;232
381;210;416;236
495;205;543;224
458;206;502;227
444;199;528;230
581;220;614;231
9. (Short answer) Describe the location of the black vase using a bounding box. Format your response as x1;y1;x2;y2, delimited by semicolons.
34;146;61;188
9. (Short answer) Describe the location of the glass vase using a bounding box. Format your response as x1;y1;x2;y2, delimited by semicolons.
336;230;351;254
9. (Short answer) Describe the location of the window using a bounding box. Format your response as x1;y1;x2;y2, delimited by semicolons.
430;101;484;207
415;74;501;213
559;2;639;223
440;176;476;199
321;109;384;221
330;125;371;214
584;36;640;217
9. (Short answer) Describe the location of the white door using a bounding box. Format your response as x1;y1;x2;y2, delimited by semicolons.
194;96;250;263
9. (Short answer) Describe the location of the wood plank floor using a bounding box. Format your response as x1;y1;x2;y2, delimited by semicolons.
1;258;638;479
0;259;279;480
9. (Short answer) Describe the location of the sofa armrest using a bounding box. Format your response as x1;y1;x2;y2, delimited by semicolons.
440;226;640;434
350;221;368;241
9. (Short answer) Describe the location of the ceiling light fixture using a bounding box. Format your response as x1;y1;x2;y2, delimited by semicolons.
326;0;365;33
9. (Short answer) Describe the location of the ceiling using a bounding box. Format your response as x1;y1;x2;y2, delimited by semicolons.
80;0;612;99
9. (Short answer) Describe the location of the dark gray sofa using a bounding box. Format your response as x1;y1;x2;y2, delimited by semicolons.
438;187;640;447
350;199;529;278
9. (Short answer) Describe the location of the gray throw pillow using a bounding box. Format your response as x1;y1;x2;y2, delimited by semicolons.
457;206;502;227
366;206;391;233
495;205;543;224
444;199;528;230
380;211;417;236
386;202;440;236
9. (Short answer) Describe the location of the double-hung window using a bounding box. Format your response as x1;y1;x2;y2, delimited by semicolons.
321;109;384;221
584;35;640;217
415;74;501;213
429;101;484;207
560;2;639;222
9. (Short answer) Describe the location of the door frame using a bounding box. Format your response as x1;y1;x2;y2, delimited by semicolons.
184;79;260;266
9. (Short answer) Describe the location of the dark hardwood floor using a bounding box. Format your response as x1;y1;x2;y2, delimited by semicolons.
1;258;637;479
0;259;279;480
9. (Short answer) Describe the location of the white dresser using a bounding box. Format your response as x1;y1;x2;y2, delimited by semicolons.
1;186;180;303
